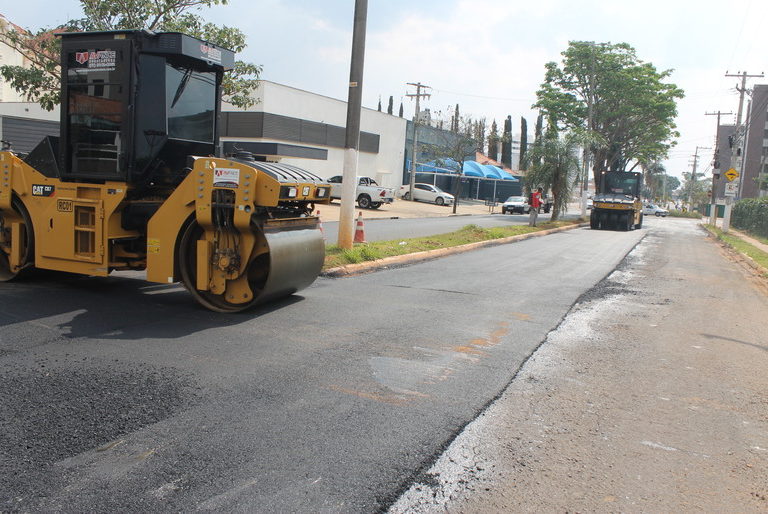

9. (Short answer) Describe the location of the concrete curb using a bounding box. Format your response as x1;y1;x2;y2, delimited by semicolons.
322;222;588;278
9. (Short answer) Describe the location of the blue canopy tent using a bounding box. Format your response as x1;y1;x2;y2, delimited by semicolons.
462;161;485;177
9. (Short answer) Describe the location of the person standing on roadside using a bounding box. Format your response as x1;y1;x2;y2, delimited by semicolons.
529;187;543;226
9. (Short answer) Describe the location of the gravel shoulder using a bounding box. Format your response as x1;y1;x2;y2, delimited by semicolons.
390;218;768;513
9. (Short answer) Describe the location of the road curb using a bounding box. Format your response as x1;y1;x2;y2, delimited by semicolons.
322;222;588;277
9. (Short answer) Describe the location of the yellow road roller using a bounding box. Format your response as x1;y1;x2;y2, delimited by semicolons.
0;30;330;311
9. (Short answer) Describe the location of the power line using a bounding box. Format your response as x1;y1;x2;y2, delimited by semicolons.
431;88;530;102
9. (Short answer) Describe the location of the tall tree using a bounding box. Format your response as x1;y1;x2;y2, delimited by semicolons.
377;96;381;111
473;117;486;154
487;120;499;161
0;0;261;110
452;104;460;132
642;161;665;199
501;115;512;168
387;95;393;115
398;100;404;117
519;116;529;170
534;41;683;186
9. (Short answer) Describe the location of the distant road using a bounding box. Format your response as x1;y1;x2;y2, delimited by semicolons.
322;211;573;242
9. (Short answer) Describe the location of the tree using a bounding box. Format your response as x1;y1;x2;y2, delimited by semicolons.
0;0;261;110
534;41;684;186
387;95;393;115
681;170;708;208
501;115;512;168
377;96;381;111
473;118;486;154
452;104;460;132
487;120;499;161
519;116;528;170
641;161;665;199
432;115;479;214
523;123;580;221
398;101;404;117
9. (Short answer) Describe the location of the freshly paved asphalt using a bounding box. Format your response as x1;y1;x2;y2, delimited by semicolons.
1;219;646;512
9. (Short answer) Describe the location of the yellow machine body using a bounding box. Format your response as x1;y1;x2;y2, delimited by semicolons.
1;151;330;311
0;30;332;311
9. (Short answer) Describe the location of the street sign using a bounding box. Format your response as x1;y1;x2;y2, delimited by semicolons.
724;182;737;197
725;168;739;181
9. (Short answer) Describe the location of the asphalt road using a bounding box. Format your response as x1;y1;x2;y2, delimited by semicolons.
322;211;561;243
1;220;643;512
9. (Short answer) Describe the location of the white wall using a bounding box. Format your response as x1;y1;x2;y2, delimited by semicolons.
223;81;407;189
0;102;60;120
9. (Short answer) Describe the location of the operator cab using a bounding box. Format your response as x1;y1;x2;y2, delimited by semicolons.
55;30;234;186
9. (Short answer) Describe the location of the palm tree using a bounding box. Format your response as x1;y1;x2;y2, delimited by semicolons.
642;161;665;200
523;131;581;221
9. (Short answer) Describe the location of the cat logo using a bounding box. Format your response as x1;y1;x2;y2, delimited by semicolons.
57;200;74;212
32;184;55;197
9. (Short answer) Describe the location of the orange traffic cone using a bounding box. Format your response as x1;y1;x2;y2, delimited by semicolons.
316;210;325;240
354;211;367;243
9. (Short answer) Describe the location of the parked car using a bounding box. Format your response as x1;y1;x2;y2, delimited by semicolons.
327;175;395;209
501;195;530;214
398;183;454;206
643;203;668;217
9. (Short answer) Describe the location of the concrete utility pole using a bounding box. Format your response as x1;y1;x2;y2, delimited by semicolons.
338;0;368;249
704;110;733;226
581;43;595;218
722;71;764;232
688;145;710;208
406;82;431;201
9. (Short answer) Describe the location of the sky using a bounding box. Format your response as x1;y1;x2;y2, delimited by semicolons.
3;0;768;179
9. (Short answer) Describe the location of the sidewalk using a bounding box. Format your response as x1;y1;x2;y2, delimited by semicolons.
314;198;494;222
710;218;768;267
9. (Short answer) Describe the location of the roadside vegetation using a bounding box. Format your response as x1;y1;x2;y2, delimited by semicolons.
324;220;581;269
703;226;768;276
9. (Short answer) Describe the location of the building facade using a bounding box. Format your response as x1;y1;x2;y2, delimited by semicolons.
222;81;407;189
741;84;768;198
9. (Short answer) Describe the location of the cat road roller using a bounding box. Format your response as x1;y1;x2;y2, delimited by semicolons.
590;171;643;231
0;30;331;311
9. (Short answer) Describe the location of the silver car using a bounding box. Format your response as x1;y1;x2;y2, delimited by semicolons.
399;183;454;206
501;196;530;214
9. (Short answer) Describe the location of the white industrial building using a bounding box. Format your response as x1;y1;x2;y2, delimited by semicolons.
222;80;407;189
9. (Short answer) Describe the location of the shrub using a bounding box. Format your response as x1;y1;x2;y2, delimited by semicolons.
732;197;768;238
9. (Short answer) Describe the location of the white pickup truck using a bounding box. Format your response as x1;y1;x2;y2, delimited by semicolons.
327;175;396;209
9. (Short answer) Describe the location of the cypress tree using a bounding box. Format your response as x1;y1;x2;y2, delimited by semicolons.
519;117;528;170
488;120;499;160
387;95;393;114
501;115;512;168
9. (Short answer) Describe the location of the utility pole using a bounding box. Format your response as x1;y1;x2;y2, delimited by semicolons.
688;145;710;208
581;43;595;218
338;0;368;249
704;110;733;226
406;82;431;201
722;71;764;232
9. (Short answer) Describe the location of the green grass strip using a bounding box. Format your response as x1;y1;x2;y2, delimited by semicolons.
703;225;768;276
323;220;581;270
